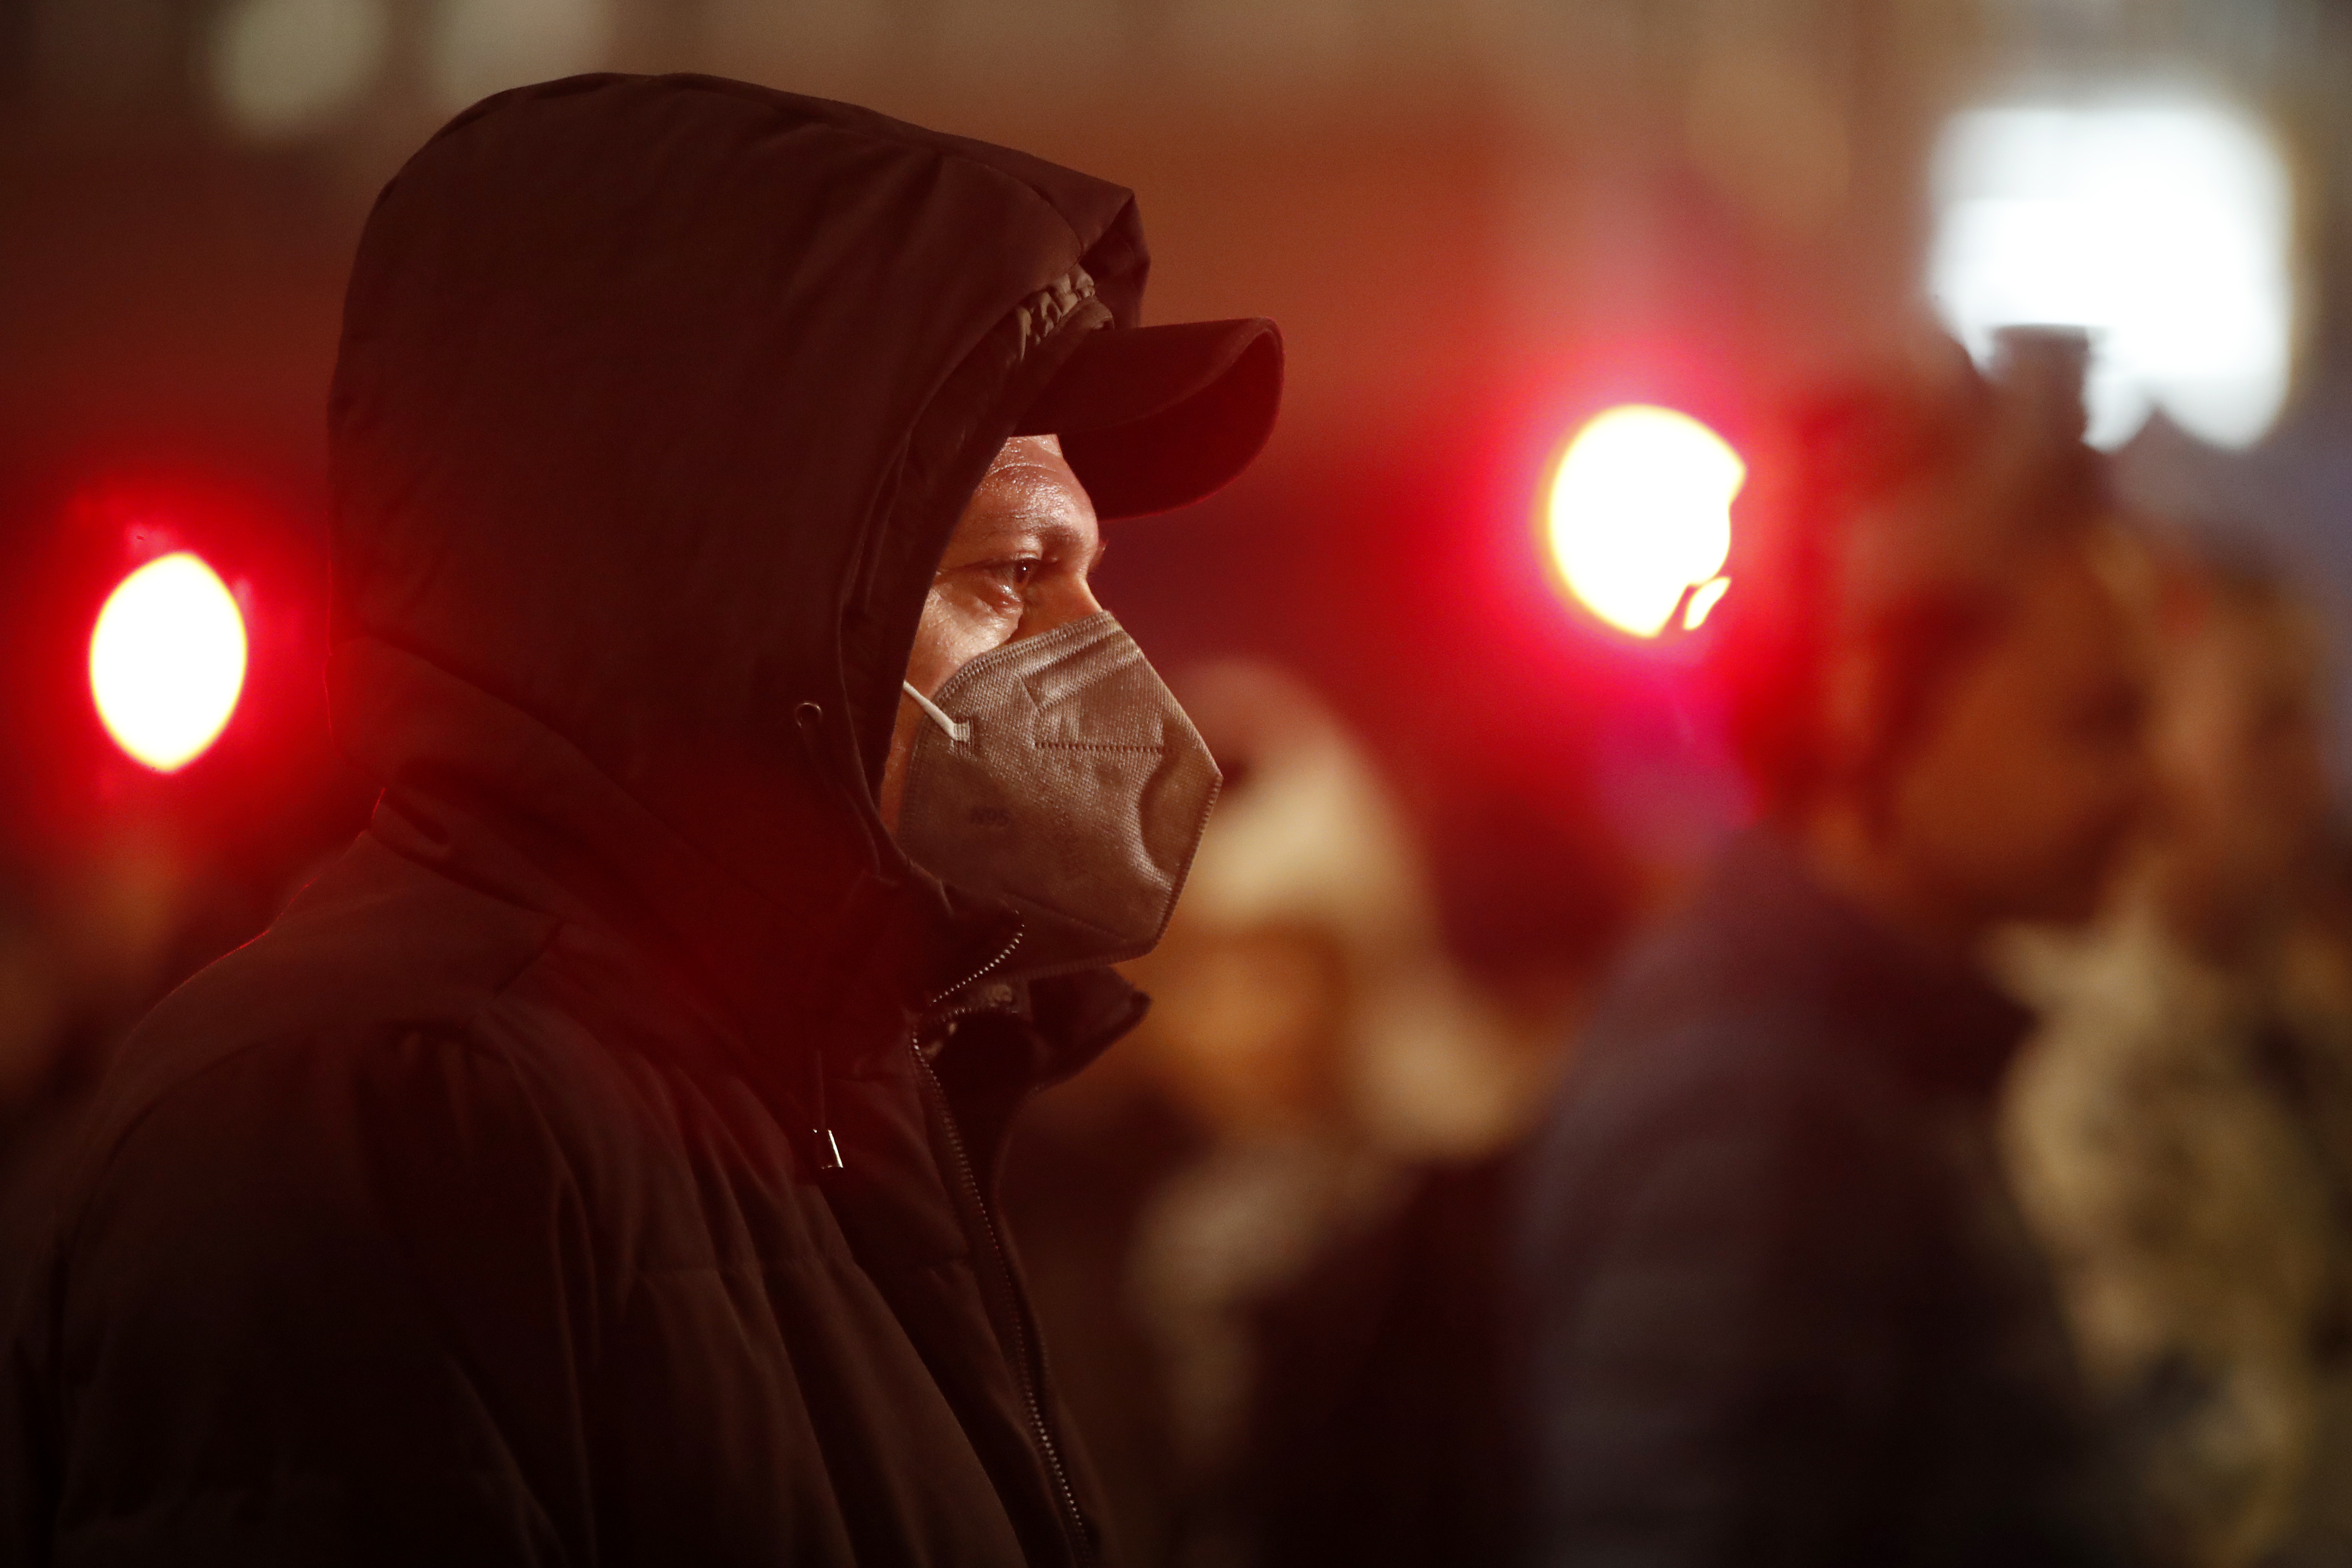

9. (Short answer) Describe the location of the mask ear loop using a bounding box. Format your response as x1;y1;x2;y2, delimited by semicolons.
902;681;971;744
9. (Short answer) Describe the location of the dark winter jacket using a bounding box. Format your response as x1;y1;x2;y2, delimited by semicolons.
0;74;1180;1566
1516;832;2135;1568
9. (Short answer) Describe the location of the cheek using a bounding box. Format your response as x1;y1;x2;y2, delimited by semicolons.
1893;676;2140;901
905;587;1012;696
2004;731;2142;865
2216;734;2327;862
1890;735;2038;873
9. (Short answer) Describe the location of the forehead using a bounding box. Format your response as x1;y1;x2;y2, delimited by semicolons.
988;433;1076;481
951;435;1099;548
2203;585;2320;653
2186;593;2325;694
1958;536;2146;692
977;435;1088;503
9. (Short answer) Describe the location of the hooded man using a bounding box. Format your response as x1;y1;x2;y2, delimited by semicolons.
0;74;1280;1567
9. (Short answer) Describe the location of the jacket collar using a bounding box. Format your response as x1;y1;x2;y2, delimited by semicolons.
333;636;1018;1071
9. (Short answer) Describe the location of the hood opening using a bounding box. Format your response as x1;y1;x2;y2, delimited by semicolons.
327;76;1153;959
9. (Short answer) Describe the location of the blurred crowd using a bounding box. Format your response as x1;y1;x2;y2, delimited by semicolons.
7;332;2352;1568
2002;537;2352;1566
991;327;2352;1568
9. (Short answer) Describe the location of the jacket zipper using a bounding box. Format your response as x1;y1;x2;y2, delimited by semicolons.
909;929;1096;1566
921;925;1023;1015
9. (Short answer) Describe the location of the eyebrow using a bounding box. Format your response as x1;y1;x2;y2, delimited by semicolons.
1065;521;1110;570
1041;518;1108;572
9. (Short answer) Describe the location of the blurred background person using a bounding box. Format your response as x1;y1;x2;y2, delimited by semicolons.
1224;745;1643;1568
2003;533;2352;1568
1000;659;1548;1568
1515;329;2157;1568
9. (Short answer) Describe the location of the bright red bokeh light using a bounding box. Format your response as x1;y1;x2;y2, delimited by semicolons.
1543;404;1745;638
89;551;248;772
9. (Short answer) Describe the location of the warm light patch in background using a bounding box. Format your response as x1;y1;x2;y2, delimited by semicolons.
210;0;390;140
1546;405;1744;638
1930;97;2294;451
429;0;614;114
90;553;249;772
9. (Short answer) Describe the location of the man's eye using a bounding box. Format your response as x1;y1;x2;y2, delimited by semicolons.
991;558;1041;589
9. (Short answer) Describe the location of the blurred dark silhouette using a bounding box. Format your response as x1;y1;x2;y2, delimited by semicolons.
1517;328;2158;1567
1231;1151;1525;1568
1218;772;1641;1568
1000;661;1615;1567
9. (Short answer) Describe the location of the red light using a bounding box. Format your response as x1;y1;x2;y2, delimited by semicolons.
89;552;249;772
1544;405;1745;638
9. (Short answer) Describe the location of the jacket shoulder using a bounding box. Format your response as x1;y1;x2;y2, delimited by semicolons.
14;853;599;1567
80;834;559;1169
1571;909;1851;1107
1525;896;1924;1239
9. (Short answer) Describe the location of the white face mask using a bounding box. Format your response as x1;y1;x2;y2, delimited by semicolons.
895;612;1221;979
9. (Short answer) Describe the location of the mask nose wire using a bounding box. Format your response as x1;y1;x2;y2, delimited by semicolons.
901;681;971;744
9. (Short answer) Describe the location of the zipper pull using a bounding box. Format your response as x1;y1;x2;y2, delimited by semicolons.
806;1045;845;1175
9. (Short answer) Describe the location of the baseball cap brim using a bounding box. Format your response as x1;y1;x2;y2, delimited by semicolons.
1013;318;1282;520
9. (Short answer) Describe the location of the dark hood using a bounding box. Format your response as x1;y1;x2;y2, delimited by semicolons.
325;74;1155;1043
